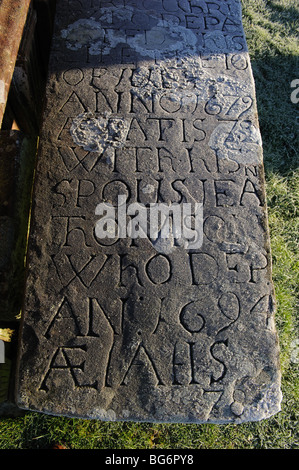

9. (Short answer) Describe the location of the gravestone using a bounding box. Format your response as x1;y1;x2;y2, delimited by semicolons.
16;0;282;423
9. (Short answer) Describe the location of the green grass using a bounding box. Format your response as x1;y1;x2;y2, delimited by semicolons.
0;0;298;449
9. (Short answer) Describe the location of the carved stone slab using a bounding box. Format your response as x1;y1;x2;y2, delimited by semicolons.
16;0;282;423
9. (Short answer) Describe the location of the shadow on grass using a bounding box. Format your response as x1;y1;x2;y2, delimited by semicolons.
267;0;299;30
251;54;298;177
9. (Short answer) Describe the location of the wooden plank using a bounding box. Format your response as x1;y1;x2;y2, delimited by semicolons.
0;0;31;127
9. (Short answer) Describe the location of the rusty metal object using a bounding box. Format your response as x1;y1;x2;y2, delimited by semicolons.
0;0;31;127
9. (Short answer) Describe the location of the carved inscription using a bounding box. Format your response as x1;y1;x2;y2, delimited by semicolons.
16;0;281;423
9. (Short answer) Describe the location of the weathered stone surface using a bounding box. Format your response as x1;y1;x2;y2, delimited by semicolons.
16;0;282;423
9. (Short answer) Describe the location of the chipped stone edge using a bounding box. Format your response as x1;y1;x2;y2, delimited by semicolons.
15;376;282;424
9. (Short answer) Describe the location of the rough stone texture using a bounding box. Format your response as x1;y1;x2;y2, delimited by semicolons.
16;0;282;423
